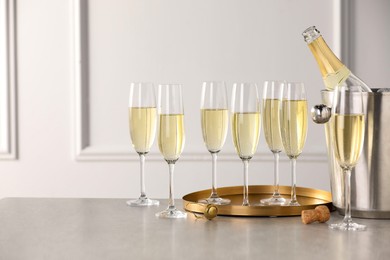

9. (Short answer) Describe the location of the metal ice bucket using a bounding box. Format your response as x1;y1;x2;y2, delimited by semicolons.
317;89;390;219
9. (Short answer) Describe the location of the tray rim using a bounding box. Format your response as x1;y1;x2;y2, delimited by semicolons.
182;185;333;217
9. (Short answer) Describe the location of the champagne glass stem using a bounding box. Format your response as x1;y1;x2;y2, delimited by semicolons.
139;154;146;198
211;152;218;198
290;158;298;205
343;168;352;224
273;152;280;196
127;152;158;206
242;159;250;206
168;163;175;209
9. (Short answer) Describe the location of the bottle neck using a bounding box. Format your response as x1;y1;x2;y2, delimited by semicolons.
308;36;347;78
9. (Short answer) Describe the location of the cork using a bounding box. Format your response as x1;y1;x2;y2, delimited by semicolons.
301;205;330;224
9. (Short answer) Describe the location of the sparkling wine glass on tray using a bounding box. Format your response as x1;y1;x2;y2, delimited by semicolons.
260;80;286;206
231;82;261;206
198;81;231;205
127;82;159;206
279;82;308;206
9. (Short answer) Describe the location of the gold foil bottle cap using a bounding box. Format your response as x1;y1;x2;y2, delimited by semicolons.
189;203;218;220
203;204;218;220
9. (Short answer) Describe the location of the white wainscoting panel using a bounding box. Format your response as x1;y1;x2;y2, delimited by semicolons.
72;0;342;162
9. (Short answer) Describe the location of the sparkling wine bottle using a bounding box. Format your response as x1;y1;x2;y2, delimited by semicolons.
302;26;371;92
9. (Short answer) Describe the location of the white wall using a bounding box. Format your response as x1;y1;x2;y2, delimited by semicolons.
349;0;390;88
0;0;388;199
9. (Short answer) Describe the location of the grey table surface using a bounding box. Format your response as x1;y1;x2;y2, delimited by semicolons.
0;198;389;260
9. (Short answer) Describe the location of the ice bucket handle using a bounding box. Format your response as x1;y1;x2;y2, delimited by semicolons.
311;104;332;124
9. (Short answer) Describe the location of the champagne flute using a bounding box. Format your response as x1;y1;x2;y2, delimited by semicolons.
199;82;231;205
329;85;366;231
260;81;286;206
127;82;159;206
280;82;308;206
156;84;187;219
231;83;261;206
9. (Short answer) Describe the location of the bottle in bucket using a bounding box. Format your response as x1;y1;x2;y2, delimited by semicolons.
302;26;371;93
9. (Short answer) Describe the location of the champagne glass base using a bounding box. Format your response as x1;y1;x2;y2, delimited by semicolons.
156;207;187;219
126;197;159;207
259;196;286;206
198;196;231;205
283;199;300;206
329;221;367;231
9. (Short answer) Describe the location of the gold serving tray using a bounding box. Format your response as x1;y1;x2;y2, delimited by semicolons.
183;185;333;217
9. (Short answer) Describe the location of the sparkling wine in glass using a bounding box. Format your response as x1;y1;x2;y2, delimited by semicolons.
329;85;366;231
127;82;159;206
260;81;286;206
279;82;308;206
231;83;261;206
155;84;187;219
198;82;231;205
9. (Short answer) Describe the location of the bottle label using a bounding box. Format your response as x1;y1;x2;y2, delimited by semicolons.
323;66;351;90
